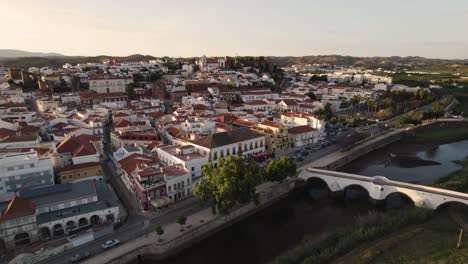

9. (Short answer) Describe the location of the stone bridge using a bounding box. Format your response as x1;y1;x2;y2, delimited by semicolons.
299;168;468;210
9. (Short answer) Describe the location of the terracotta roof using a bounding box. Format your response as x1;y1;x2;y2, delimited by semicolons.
56;134;99;157
61;162;102;172
193;104;209;111
148;111;165;119
190;127;263;149
166;127;184;137
118;153;156;175
0;128;15;139
280;99;299;106
1;196;36;220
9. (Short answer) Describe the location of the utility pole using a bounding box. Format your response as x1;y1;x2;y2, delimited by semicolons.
457;227;464;249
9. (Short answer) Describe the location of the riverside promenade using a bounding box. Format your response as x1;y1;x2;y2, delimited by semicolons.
303;128;406;170
82;180;296;264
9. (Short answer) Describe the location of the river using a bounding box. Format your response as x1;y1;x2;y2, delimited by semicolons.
140;139;468;264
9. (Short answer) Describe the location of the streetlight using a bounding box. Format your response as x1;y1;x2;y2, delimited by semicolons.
147;192;151;213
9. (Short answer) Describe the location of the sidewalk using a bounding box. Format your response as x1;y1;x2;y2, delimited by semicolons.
82;181;294;264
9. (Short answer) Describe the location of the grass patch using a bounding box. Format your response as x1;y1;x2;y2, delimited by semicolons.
334;227;424;264
372;214;468;264
434;161;468;192
409;122;468;142
272;208;433;264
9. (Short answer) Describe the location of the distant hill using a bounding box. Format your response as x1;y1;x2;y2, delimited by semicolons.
0;54;157;68
0;49;64;58
268;55;468;69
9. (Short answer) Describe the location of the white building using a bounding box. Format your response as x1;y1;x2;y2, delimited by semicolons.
89;75;130;94
186;127;266;166
0;151;54;195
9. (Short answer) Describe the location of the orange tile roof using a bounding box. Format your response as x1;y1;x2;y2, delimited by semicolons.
0;196;36;220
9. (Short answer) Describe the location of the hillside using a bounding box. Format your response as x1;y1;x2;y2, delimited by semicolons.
269;55;468;69
0;49;64;58
0;54;158;68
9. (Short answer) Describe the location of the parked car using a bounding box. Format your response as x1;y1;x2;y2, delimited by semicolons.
70;252;91;263
296;157;304;162
101;239;120;249
302;151;309;156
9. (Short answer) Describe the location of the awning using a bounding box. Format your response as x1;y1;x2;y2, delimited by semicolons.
255;150;273;158
150;197;172;209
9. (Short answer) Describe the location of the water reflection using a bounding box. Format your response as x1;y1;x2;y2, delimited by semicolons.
339;140;468;184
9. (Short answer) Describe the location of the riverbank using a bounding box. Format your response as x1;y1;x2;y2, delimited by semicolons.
272;208;433;264
273;123;468;264
406;121;468;143
332;213;468;264
434;161;468;192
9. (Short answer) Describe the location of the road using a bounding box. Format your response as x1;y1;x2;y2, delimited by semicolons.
38;196;204;264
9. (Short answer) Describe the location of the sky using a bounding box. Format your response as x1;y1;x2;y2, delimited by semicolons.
1;0;468;59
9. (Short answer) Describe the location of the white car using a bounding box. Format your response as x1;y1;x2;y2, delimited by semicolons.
101;239;120;249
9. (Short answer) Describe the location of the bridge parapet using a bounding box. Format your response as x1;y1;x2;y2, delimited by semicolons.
301;168;468;210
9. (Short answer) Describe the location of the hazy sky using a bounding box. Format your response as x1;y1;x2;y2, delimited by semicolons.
1;0;468;59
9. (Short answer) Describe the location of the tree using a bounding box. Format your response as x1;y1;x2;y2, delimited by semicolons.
305;92;316;100
155;224;164;242
148;72;162;82
193;156;262;214
308;74;328;83
126;83;136;99
323;103;333;120
176;216;187;231
263;157;297;182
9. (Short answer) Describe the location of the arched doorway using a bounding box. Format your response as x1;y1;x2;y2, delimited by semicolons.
66;221;76;232
90;215;100;225
15;233;30;246
78;217;88;227
39;227;51;240
0;238;6;252
384;192;415;209
53;224;64;237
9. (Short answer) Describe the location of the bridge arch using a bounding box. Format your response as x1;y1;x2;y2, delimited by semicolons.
384;191;415;209
436;201;468;211
305;177;330;190
305;177;331;201
343;184;370;200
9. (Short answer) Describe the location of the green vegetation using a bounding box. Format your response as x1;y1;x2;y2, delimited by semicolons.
434;161;468;192
273;208;433;264
176;216;187;231
194;156;262;214
372;215;468;264
155;224;164;242
193;156;296;214
263;157;297;182
308;74;327;83
409;122;468;142
314;103;333;120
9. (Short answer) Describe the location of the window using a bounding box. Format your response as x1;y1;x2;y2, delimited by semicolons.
187;179;190;185
7;167;14;172
30;164;35;168
191;167;194;171
168;186;171;192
